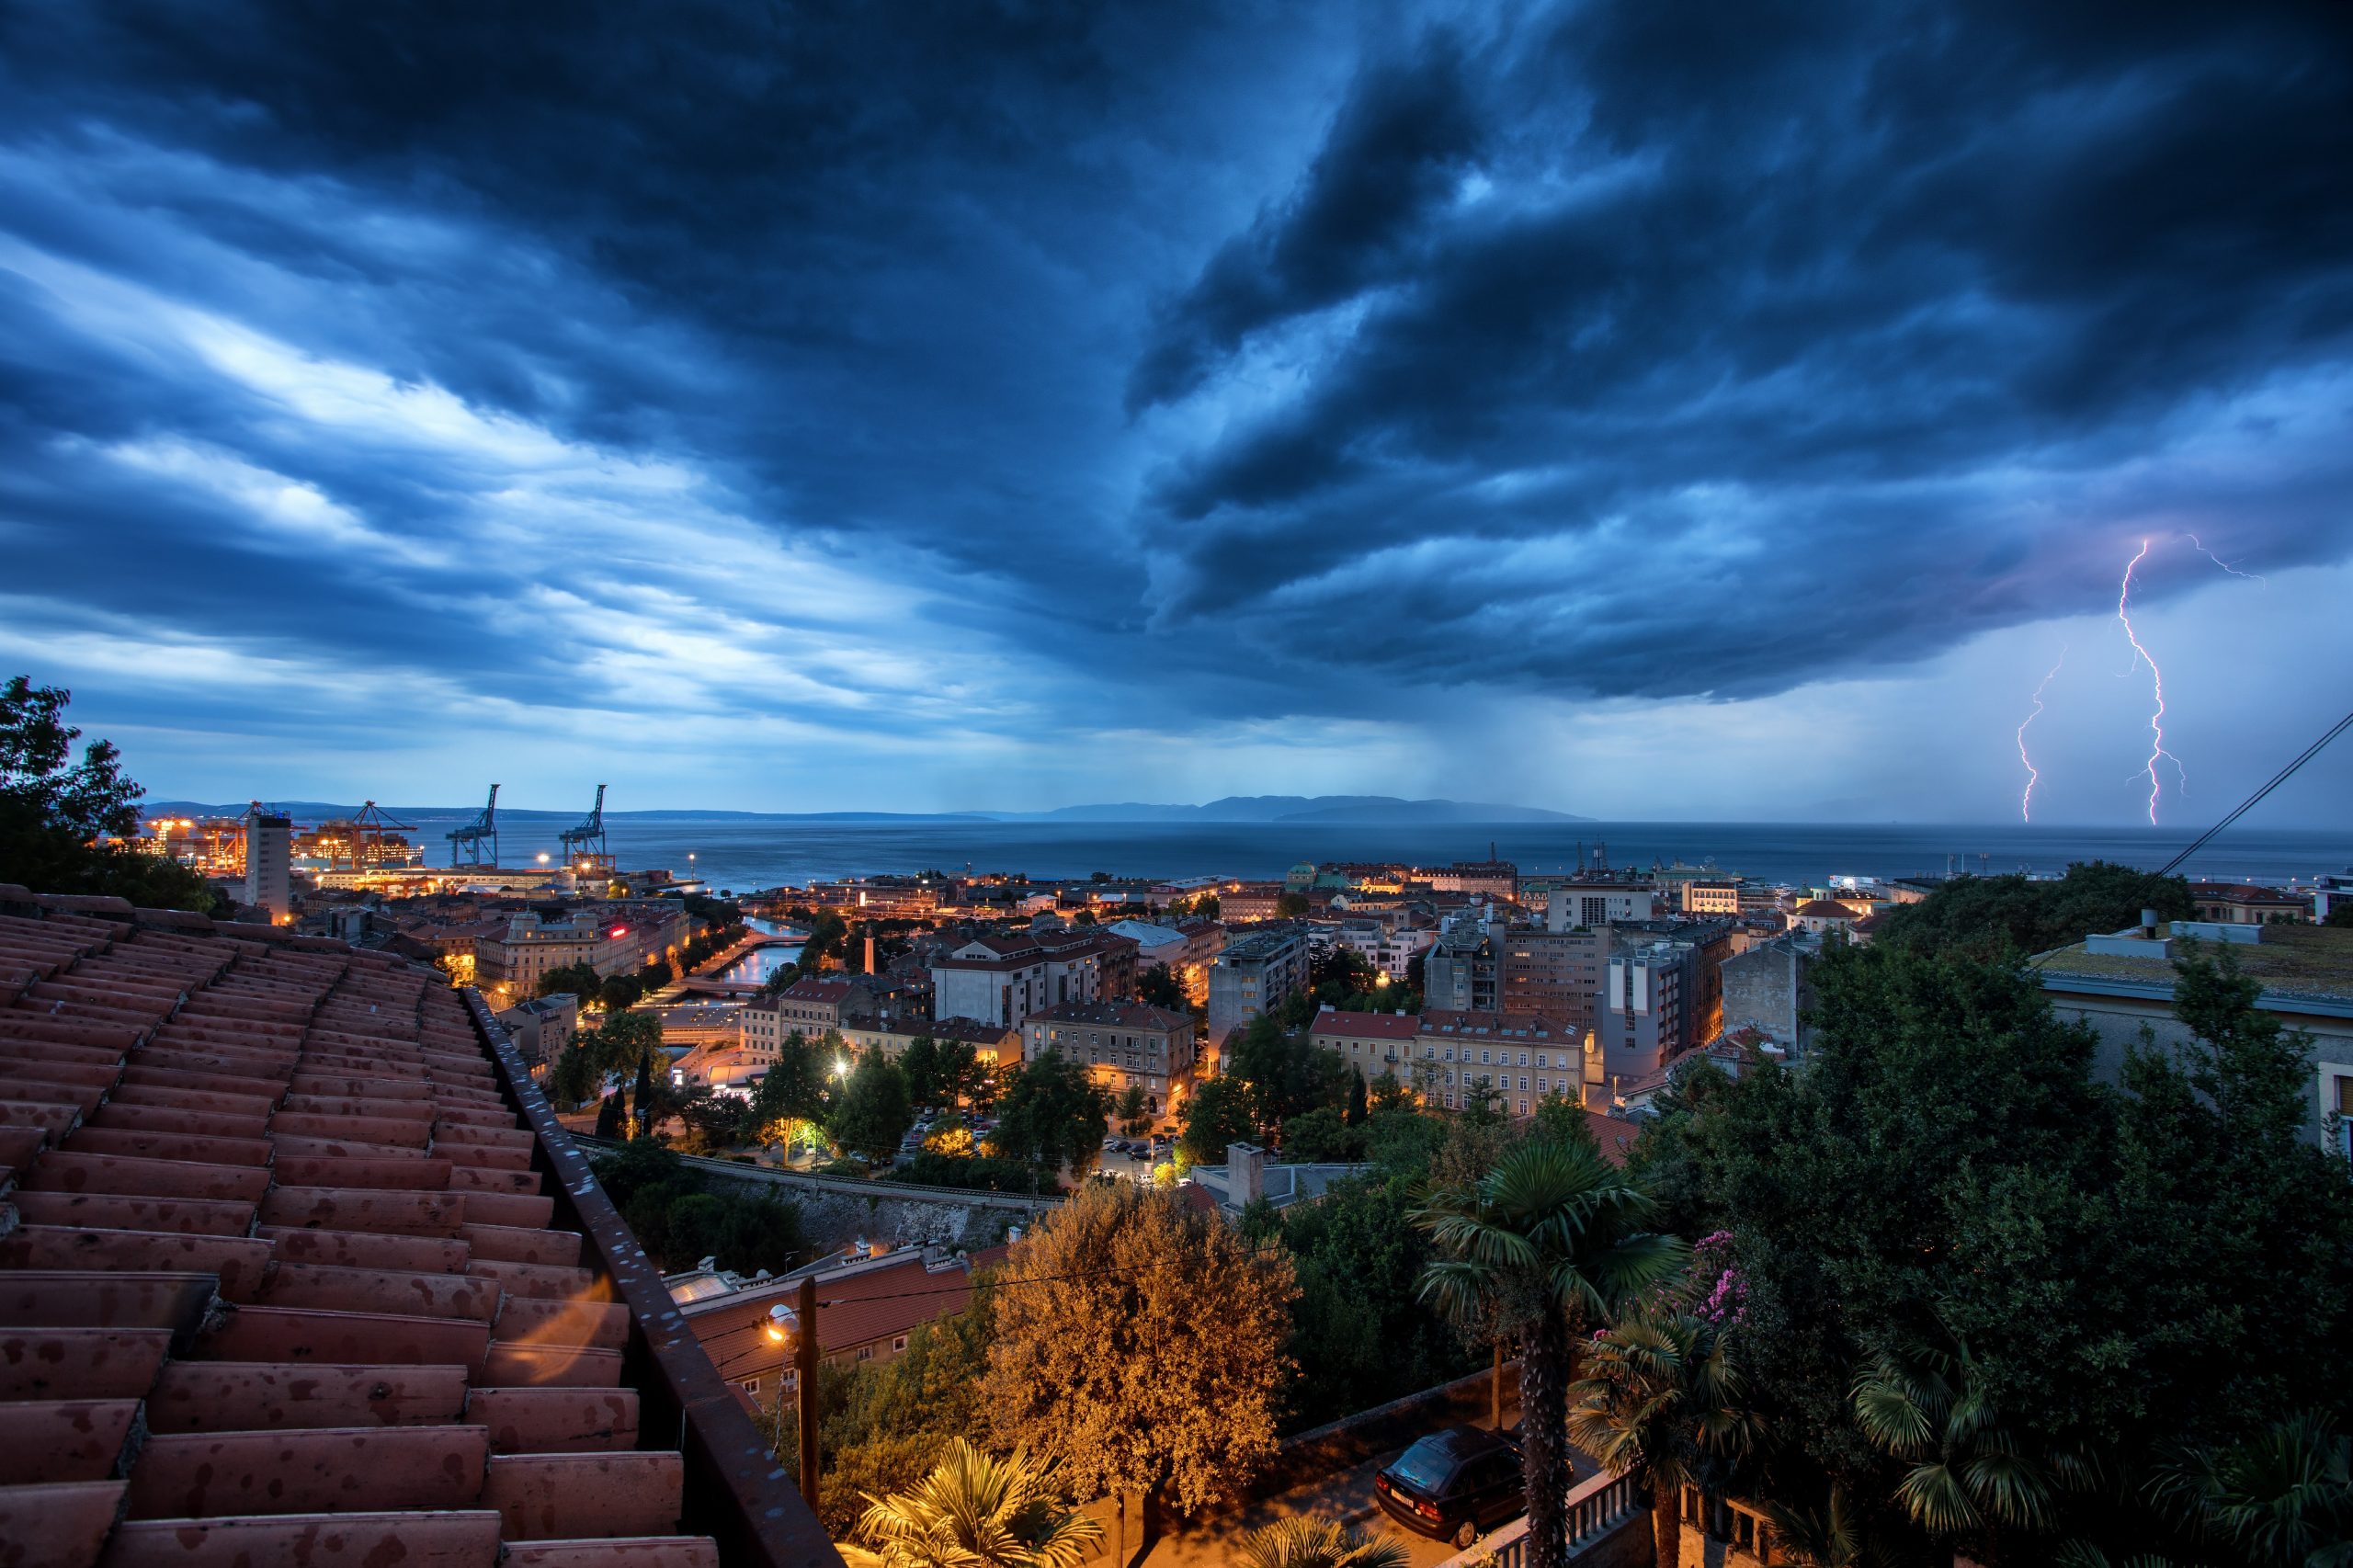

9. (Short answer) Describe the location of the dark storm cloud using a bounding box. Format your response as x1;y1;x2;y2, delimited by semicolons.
1;0;2349;764
1136;0;2353;697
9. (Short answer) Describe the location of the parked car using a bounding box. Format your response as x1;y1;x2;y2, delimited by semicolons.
1373;1426;1524;1549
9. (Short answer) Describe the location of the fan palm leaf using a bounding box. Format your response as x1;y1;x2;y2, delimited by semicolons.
853;1439;1104;1568
1235;1516;1411;1568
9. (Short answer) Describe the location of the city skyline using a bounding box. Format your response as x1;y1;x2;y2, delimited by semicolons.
5;4;2351;825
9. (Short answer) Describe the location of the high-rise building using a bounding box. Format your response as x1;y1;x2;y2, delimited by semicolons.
1206;927;1308;1045
1500;926;1605;1029
242;804;291;920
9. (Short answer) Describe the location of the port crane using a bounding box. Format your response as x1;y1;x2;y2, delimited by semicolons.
446;784;500;869
560;784;611;873
324;801;416;872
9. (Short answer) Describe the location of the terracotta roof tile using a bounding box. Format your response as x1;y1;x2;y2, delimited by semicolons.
0;898;784;1566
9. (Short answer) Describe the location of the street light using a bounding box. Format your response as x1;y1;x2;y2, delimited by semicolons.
762;1284;822;1512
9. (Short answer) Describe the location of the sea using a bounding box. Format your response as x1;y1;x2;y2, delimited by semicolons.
386;815;2352;897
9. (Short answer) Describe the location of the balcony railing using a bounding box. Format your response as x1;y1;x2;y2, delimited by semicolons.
1429;1469;1641;1568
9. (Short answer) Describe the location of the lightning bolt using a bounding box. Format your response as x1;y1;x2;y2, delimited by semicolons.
2117;539;2181;825
2186;532;2267;584
2017;643;2066;824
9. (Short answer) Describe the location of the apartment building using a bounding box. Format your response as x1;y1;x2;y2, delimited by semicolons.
1206;927;1310;1043
472;901;691;994
1408;1009;1585;1117
1308;1007;1420;1086
1500;926;1606;1029
1024;998;1195;1105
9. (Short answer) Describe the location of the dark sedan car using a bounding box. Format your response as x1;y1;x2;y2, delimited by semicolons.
1373;1425;1525;1549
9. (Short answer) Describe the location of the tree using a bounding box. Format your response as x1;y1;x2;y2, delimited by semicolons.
1275;891;1311;919
983;1183;1298;1517
900;1034;942;1108
0;676;221;912
1225;1013;1347;1135
1139;962;1187;1010
1179;1074;1256;1165
1234;1517;1408;1568
537;961;601;1001
842;1439;1103;1568
758;960;803;998
1279;1105;1359;1163
592;1087;625;1139
991;1051;1108;1185
1849;1333;2064;1544
1628;937;2353;1566
1872;860;2193;960
2146;1411;2353;1568
1571;1302;1763;1568
599;971;646;1012
2327;903;2353;930
1415;1140;1686;1568
630;1051;658;1139
1346;1068;1368;1128
1115;1083;1150;1135
1273;1172;1476;1431
831;1048;915;1162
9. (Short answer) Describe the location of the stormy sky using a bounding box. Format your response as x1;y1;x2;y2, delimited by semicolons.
5;0;2351;825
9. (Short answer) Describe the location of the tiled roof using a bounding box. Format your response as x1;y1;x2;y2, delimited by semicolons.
0;887;801;1568
1418;1008;1574;1040
780;978;852;1003
1308;1010;1421;1041
682;1247;1010;1381
1792;900;1854;918
1025;999;1190;1031
1586;1111;1638;1168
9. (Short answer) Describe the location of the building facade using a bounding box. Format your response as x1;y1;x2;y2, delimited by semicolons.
1024;999;1195;1105
1308;1007;1421;1087
1206;927;1310;1044
1499;926;1605;1029
1409;1010;1584;1117
1546;880;1657;932
242;806;291;919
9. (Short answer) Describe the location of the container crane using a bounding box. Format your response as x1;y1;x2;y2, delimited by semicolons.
446;784;500;869
560;784;611;873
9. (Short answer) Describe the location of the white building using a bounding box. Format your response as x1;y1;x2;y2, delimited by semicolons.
1546;881;1656;933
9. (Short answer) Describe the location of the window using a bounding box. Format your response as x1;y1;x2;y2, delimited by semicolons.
1519;1076;1529;1091
892;1335;909;1352
857;1346;875;1362
741;1377;761;1394
1480;1051;1492;1065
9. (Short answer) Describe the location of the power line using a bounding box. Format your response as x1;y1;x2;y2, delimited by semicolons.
2154;704;2353;879
805;1237;1294;1308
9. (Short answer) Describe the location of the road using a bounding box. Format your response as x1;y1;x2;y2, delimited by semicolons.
1138;1386;1557;1568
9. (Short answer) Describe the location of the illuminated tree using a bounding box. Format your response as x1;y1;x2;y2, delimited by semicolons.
983;1182;1297;1517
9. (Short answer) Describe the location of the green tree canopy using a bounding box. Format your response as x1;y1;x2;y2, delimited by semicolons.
1871;860;2194;960
991;1051;1108;1184
830;1047;915;1162
1178;1073;1256;1165
0;676;220;911
1628;938;2353;1565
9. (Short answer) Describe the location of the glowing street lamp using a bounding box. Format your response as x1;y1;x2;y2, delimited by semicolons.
763;1283;821;1510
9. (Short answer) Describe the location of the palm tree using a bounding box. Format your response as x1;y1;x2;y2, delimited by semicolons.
1414;1138;1687;1568
1235;1517;1411;1568
843;1438;1105;1568
2148;1411;2352;1568
1850;1336;2063;1542
1569;1302;1762;1568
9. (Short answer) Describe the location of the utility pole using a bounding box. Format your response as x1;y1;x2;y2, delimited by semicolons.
797;1274;820;1514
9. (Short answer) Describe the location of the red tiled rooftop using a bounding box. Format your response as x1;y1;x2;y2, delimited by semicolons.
0;885;823;1568
1307;1009;1420;1041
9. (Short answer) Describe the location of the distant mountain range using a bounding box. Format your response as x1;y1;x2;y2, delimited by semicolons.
972;795;1588;824
143;794;1585;825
